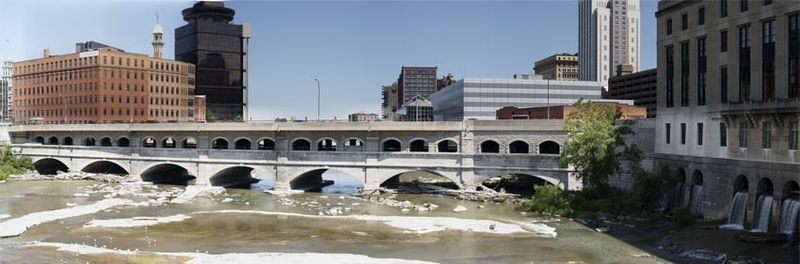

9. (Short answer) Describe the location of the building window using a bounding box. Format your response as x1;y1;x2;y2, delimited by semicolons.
740;0;748;12
680;123;687;145
739;25;751;102
666;123;671;144
682;14;688;30
739;122;749;147
720;30;728;52
698;7;705;26
764;0;772;5
763;20;776;100
680;41;690;107
720;0;728;18
790;121;799;150
720;122;728;147
789;14;799;99
697;37;707;105
759;121;773;149
721;67;728;103
697;123;704;146
666;45;675;108
667;19;673;35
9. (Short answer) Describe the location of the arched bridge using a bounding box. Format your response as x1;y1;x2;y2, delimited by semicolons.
7;120;580;191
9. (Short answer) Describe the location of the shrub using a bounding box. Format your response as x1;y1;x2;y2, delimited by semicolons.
671;207;696;228
522;184;572;216
0;147;33;180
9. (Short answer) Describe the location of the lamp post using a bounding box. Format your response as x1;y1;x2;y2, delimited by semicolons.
314;78;320;121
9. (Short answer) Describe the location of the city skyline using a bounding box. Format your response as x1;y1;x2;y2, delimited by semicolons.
0;0;659;120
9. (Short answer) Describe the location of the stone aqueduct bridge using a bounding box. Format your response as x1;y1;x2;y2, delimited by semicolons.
7;120;579;191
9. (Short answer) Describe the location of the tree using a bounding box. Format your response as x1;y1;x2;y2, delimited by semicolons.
205;111;217;123
560;100;638;190
232;115;243;122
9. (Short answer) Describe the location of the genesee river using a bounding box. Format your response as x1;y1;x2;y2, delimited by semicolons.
0;180;669;263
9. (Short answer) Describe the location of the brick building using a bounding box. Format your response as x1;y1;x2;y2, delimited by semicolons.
608;67;658;118
496;100;646;120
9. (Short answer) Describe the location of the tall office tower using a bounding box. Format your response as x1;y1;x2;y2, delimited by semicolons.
175;1;251;121
397;66;437;105
1;61;12;121
578;0;641;88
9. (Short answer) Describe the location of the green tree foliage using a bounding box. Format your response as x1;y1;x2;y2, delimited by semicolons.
232;115;244;122
560;99;637;189
205;111;217;123
0;146;33;180
521;185;572;216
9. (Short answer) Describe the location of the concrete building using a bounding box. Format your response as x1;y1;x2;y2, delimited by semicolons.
534;53;579;81
395;95;433;122
397;66;437;105
655;0;799;233
427;78;603;121
381;82;399;121
175;1;251;121
1;61;12;121
496;100;645;120
608;67;657;118
12;38;199;124
348;112;379;122
579;0;641;88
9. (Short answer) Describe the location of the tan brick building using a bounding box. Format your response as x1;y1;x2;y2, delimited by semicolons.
496;100;646;120
533;53;579;81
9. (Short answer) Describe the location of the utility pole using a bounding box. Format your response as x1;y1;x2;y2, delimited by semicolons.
314;78;320;121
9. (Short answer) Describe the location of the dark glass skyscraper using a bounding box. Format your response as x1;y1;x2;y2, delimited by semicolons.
175;1;250;120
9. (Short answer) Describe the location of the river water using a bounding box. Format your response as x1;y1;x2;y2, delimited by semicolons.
0;180;668;263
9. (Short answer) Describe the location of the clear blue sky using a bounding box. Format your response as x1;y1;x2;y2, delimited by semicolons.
0;0;659;120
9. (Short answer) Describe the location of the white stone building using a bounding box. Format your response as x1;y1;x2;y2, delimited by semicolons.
579;0;641;88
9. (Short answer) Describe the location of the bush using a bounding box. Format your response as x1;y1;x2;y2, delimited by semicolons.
671;207;696;228
522;184;572;216
0;147;33;180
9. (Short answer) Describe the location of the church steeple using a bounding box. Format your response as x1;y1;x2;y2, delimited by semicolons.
152;12;164;59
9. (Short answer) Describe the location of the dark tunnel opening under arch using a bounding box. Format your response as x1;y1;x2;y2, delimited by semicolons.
33;158;69;175
379;170;459;191
481;173;550;197
290;169;362;193
140;163;196;186
209;166;261;189
81;160;129;175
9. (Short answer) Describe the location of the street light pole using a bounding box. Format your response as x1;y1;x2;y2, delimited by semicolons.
314;78;320;121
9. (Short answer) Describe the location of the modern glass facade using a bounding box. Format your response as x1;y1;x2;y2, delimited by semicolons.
175;1;248;120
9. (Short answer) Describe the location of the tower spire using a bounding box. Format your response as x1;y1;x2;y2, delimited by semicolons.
152;12;164;59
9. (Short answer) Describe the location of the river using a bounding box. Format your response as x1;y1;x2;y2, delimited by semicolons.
0;180;669;263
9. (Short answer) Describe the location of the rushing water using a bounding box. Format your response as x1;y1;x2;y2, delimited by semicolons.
723;192;748;229
0;180;667;263
751;194;773;233
688;185;704;215
780;198;800;234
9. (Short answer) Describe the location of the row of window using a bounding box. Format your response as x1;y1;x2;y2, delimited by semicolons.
665;14;799;107
667;0;776;35
665;121;799;149
15;66;189;86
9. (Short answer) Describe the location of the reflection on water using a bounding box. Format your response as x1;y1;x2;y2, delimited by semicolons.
0;180;666;264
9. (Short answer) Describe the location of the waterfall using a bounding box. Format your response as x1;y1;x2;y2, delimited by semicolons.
689;185;704;215
725;192;748;229
780;199;800;234
751;194;773;232
672;182;685;209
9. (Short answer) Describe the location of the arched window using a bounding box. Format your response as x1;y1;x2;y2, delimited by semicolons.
317;138;337;151
142;137;157;148
212;138;229;149
116;137;130;147
63;137;74;146
292;139;311;151
162;137;177;148
258;138;275;150
480;140;499;153
538;141;560;154
382;139;401;152
34;136;44;144
235;138;252;150
48;136;59;145
182;137;197;149
509;140;529;154
437;140;458;153
100;137;113;147
409;139;428;152
84;137;96;146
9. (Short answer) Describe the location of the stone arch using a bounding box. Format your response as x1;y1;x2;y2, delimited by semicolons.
162;137;177;148
47;136;59;145
481;173;553;196
211;137;229;149
509;140;529;154
291;137;311;151
538;140;561;155
182;137;198;149
379;170;460;190
317;138;337;151
84;137;96;146
33;158;69;175
382;138;402;152
733;174;748;193
757;178;774;196
234;137;252;150
342;137;364;151
289;168;363;192
116;137;130;147
140;163;195;185
63;136;74;146
142;136;157;148
480;140;500;153
100;137;113;147
784;181;800;200
409;138;428;152
257;138;275;150
34;136;44;144
437;139;458;153
81;160;129;175
210;166;259;188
